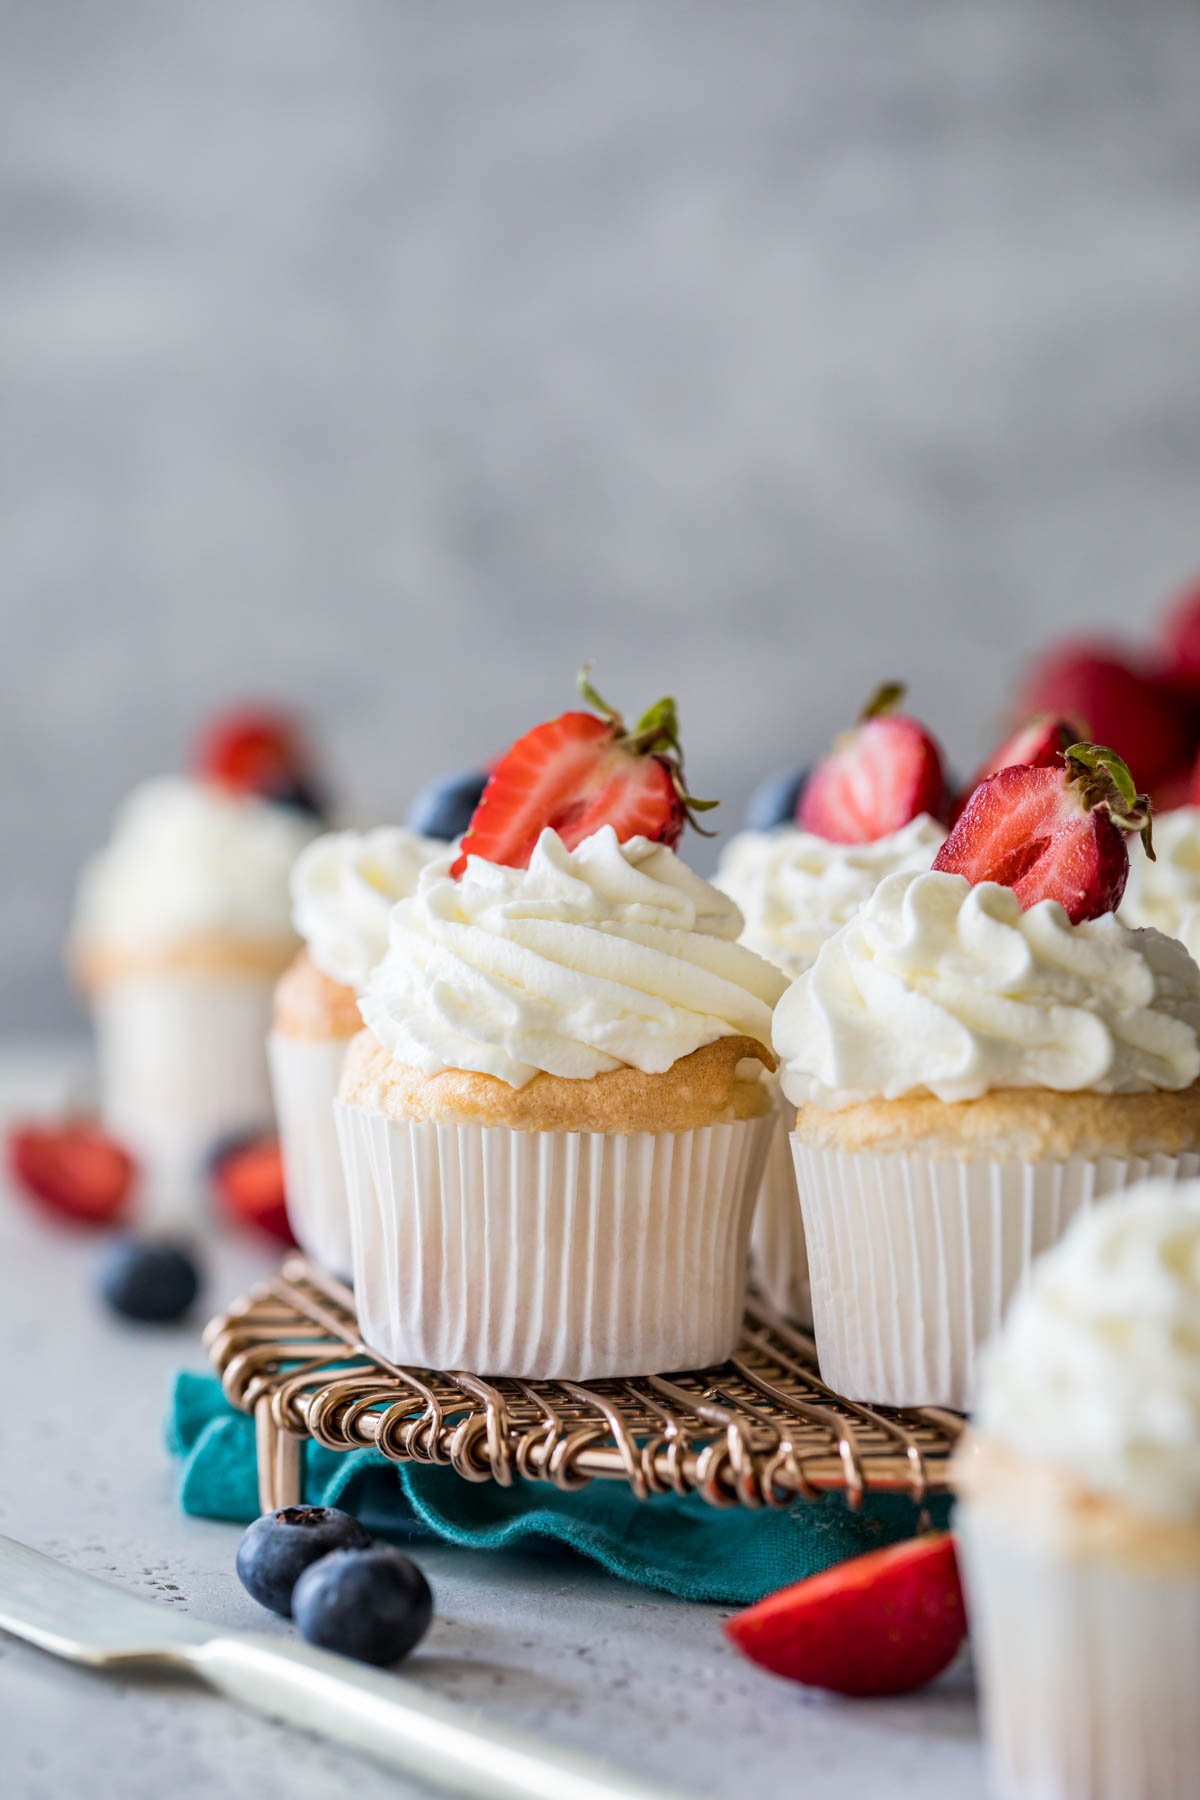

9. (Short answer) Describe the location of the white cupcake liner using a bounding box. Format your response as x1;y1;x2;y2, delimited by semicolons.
959;1499;1200;1800
333;1102;774;1379
268;1031;354;1278
749;1097;810;1323
92;971;277;1212
791;1143;1200;1410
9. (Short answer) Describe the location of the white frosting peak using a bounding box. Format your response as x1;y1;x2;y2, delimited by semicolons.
359;825;788;1088
977;1182;1200;1520
291;828;448;990
715;814;945;977
774;868;1200;1109
73;776;317;951
1120;807;1200;963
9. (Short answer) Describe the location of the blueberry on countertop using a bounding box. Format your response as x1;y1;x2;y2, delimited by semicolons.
293;1547;433;1665
97;1239;201;1323
406;769;489;842
236;1506;374;1618
744;767;808;832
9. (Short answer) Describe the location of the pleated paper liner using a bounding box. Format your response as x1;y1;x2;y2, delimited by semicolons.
269;1032;354;1277
203;1256;964;1516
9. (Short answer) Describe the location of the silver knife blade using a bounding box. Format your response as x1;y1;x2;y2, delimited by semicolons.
0;1533;208;1664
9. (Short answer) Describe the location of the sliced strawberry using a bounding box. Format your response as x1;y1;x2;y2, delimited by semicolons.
725;1533;966;1697
213;1137;296;1246
1160;574;1200;686
1016;642;1198;790
798;683;947;844
194;707;323;814
8;1122;136;1227
934;742;1152;922
452;671;714;877
954;714;1080;822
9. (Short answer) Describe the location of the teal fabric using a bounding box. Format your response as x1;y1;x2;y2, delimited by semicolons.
169;1371;949;1606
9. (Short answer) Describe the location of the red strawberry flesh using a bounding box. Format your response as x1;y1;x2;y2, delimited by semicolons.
724;1532;965;1697
214;1138;296;1245
1160;575;1200;681
1016;643;1197;790
935;759;1142;922
799;709;946;845
194;708;313;801
8;1123;136;1226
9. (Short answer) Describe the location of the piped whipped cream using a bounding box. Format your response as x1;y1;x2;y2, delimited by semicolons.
1121;807;1200;964
73;777;317;951
774;868;1200;1110
291;827;448;990
976;1182;1200;1520
359;825;788;1087
715;814;946;977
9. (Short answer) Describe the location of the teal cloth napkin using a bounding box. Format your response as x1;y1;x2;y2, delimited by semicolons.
169;1372;949;1607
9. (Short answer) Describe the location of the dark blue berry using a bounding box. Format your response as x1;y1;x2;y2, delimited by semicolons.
97;1239;200;1323
744;767;808;832
293;1547;433;1665
406;769;488;841
235;1506;373;1618
267;776;328;822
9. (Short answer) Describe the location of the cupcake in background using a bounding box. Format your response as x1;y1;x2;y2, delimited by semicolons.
955;1183;1200;1800
775;744;1200;1409
717;685;949;1322
270;825;446;1275
1120;803;1200;960
335;675;786;1379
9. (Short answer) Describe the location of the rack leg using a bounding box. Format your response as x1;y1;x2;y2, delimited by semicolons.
255;1400;303;1512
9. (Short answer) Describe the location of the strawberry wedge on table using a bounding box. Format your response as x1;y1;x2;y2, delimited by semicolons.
725;1533;967;1697
935;740;1153;923
8;1121;137;1226
452;669;716;877
798;683;948;845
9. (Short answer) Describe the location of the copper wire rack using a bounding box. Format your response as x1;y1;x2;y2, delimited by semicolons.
203;1257;965;1516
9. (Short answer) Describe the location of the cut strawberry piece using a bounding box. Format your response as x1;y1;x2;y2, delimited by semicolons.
725;1532;966;1697
1016;642;1198;791
453;671;714;877
798;683;947;844
952;716;1080;824
213;1137;296;1245
935;743;1152;923
194;707;323;813
1160;574;1200;686
8;1122;136;1227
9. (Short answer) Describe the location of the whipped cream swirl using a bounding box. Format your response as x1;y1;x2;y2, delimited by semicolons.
774;869;1200;1109
291;827;448;990
977;1181;1200;1520
73;776;317;951
359;826;788;1087
716;814;945;977
1121;807;1200;964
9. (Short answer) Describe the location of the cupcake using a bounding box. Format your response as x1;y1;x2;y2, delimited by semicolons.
72;776;316;1194
955;1183;1200;1800
334;677;787;1378
1120;803;1200;960
716;686;948;1322
774;746;1200;1408
269;826;446;1274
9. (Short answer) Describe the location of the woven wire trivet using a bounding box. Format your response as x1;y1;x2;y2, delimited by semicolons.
203;1257;965;1516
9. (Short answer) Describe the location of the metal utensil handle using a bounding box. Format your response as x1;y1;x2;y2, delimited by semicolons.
191;1632;679;1800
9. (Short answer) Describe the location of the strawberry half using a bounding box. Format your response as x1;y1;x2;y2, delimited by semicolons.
8;1122;137;1227
452;670;715;877
194;707;324;814
1160;573;1200;686
1016;641;1197;790
798;683;947;844
725;1533;965;1697
212;1136;296;1245
952;715;1080;824
934;742;1153;923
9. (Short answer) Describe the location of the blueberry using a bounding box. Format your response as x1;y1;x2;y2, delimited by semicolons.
406;769;488;841
235;1506;373;1618
293;1547;433;1666
97;1239;200;1323
267;776;328;822
744;767;808;831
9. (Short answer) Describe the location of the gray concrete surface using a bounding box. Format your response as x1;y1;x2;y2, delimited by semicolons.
5;0;1200;1029
0;1047;984;1798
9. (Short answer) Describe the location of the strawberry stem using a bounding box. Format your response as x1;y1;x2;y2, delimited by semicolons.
1064;742;1155;861
576;666;719;837
859;681;906;723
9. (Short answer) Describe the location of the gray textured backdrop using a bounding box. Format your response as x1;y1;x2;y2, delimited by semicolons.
5;1;1200;1031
